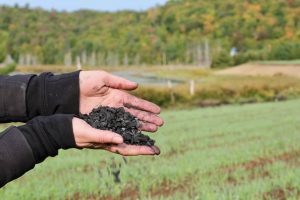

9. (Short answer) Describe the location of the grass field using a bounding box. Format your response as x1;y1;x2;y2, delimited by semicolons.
1;99;300;200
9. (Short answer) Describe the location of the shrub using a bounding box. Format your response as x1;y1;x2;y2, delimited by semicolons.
233;50;268;65
0;63;16;75
269;42;300;60
131;87;174;108
131;77;300;109
211;50;233;68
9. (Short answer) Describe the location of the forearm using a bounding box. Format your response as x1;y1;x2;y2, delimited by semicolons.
0;126;35;188
26;71;80;119
0;74;34;122
0;71;80;123
0;114;76;188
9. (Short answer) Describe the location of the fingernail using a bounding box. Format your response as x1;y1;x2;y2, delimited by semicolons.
112;136;123;144
150;146;160;155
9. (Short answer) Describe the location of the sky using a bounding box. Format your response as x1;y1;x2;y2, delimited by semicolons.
0;0;169;12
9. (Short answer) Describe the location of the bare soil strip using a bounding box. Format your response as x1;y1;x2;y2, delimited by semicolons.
222;149;300;173
215;63;300;78
262;187;300;200
68;174;197;200
150;175;196;198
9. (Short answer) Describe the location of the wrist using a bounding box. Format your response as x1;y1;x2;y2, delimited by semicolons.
18;114;76;163
26;71;80;119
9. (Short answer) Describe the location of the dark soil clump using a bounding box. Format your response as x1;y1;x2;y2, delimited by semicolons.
79;106;155;146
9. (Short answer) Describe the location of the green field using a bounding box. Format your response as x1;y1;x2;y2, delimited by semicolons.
1;99;300;200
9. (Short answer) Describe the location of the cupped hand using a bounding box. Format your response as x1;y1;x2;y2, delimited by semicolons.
79;71;164;133
72;117;160;156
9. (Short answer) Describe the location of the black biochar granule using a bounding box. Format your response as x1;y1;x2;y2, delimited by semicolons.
79;106;155;146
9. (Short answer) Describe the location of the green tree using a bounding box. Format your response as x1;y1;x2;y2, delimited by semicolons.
0;31;8;62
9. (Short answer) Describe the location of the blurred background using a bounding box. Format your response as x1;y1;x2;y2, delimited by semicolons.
1;0;300;199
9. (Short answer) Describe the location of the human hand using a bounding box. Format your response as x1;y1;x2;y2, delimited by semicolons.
72;117;160;156
79;71;164;133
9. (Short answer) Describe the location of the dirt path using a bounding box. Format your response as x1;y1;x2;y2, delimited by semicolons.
215;63;300;78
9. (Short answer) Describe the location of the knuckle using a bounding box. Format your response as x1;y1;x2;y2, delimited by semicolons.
97;134;105;143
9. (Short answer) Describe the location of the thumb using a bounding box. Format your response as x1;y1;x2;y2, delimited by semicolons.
86;128;124;144
104;73;138;90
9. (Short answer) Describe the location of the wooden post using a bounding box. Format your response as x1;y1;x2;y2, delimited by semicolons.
76;56;82;70
189;80;195;96
167;80;175;104
167;80;172;89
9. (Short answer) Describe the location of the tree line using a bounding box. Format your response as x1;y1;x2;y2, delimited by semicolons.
1;0;300;67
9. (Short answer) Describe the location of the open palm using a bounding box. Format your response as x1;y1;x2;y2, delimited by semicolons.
79;71;164;133
73;117;160;156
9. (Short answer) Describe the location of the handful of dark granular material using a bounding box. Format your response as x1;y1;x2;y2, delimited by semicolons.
79;106;155;146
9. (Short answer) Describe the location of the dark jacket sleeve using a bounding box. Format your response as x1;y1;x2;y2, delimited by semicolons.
0;114;76;188
0;74;34;122
0;71;80;123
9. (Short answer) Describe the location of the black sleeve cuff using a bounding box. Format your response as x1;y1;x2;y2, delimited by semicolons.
19;114;76;164
26;71;80;120
0;126;35;187
0;74;34;122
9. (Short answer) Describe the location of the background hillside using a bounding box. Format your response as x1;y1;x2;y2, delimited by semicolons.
1;0;300;67
1;1;300;199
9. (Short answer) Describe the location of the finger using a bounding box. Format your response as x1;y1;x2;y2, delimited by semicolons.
87;129;123;144
124;94;161;114
104;72;138;90
125;108;164;126
104;144;160;156
139;122;158;132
